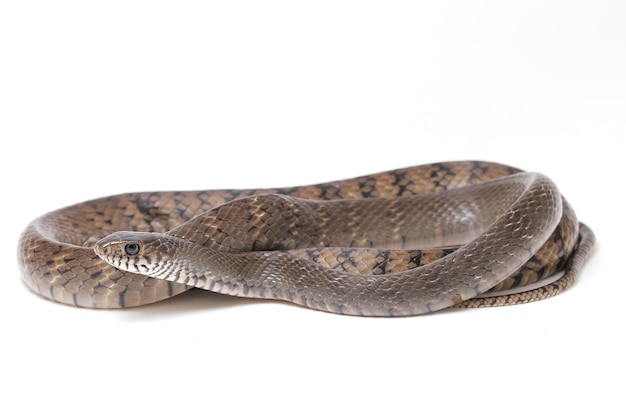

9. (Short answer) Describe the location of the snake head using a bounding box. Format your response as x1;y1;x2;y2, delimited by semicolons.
94;231;175;276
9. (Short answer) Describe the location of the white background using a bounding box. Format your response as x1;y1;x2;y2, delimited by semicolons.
1;1;624;416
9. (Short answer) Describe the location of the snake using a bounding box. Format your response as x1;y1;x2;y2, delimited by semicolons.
17;161;594;316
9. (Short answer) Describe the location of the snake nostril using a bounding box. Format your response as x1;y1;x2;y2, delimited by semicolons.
93;243;113;259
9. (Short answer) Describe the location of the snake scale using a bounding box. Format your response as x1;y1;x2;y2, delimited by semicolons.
18;161;594;316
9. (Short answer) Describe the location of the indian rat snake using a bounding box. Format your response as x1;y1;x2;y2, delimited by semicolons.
18;161;594;316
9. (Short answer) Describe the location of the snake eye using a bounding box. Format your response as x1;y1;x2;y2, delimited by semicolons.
124;243;140;255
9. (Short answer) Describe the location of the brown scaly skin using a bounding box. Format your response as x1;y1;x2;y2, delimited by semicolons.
18;161;594;315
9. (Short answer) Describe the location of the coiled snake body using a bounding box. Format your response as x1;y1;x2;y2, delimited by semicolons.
18;161;594;316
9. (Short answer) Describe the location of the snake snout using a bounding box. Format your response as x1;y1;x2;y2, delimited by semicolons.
93;241;119;259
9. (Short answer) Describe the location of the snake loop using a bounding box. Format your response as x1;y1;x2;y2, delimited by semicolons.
17;161;594;316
